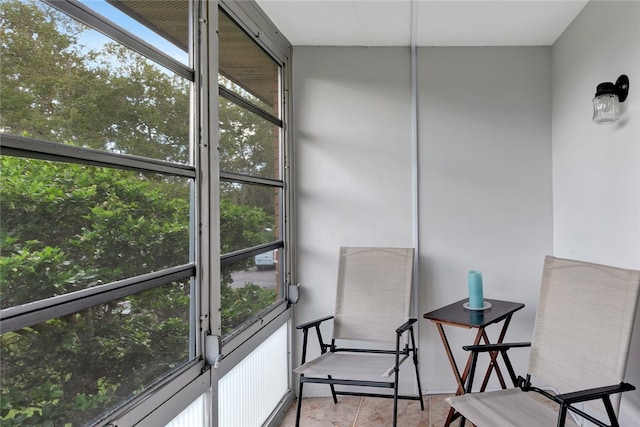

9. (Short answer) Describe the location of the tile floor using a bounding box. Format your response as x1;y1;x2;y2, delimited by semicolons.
278;394;454;427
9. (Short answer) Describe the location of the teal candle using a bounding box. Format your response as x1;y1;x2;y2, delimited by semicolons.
468;270;484;308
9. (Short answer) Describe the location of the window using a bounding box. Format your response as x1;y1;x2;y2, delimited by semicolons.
0;0;196;424
217;8;287;341
1;159;191;308
3;282;191;425
1;1;292;425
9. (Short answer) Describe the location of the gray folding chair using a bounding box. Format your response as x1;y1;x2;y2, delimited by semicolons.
447;255;640;427
294;247;424;427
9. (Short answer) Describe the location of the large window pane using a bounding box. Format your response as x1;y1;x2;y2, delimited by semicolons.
218;11;280;117
220;182;281;254
217;5;285;343
221;253;281;337
0;0;190;163
82;0;189;65
0;281;192;426
219;96;281;180
0;157;190;309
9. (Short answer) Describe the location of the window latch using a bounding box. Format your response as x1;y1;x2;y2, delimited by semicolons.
205;333;222;368
288;282;300;304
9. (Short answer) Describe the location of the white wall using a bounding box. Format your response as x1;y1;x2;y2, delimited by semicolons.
292;2;640;422
293;46;553;396
418;46;553;392
552;1;640;423
292;47;415;394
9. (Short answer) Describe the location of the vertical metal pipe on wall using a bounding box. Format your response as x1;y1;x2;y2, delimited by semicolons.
410;0;420;325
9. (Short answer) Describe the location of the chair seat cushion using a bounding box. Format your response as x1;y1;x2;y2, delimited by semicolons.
294;351;408;379
446;388;579;427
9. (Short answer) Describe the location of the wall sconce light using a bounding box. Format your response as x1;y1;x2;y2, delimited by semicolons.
592;74;629;124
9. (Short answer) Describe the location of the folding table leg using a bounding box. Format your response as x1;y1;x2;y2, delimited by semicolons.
479;314;514;391
437;324;484;427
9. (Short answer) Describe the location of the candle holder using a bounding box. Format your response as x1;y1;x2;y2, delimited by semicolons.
463;301;492;311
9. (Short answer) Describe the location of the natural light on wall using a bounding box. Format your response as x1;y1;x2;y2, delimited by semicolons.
218;323;289;426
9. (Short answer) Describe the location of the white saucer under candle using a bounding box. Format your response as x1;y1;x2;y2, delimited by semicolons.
463;301;492;311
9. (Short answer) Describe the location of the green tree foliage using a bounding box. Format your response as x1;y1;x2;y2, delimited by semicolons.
97;44;190;162
1;0;278;425
0;0;189;162
219;197;276;336
1;0;96;143
0;155;193;426
0;157;191;308
219;96;280;217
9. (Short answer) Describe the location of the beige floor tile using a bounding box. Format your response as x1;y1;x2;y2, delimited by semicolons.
278;395;453;427
354;397;428;427
426;394;453;427
278;397;360;427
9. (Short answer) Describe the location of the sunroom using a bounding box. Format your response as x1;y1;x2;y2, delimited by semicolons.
1;1;639;426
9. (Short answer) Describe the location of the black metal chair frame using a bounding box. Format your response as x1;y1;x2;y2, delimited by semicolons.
295;315;424;427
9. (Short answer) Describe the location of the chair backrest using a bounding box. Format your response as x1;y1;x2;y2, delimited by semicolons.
528;256;640;395
333;247;414;344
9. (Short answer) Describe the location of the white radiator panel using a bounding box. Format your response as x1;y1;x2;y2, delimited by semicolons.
165;392;209;427
218;323;288;427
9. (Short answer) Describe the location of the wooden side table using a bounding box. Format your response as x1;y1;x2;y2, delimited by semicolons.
424;298;525;426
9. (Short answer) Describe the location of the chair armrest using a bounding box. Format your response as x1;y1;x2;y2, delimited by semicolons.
396;318;417;334
462;342;531;391
557;382;636;404
296;315;334;331
462;342;531;352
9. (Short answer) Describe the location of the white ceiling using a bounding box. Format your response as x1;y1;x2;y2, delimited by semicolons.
255;0;589;47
